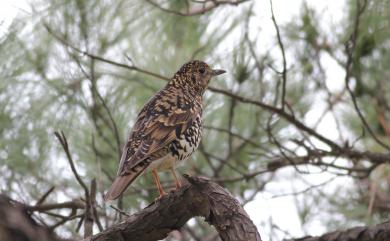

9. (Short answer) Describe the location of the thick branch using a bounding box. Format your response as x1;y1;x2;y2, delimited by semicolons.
88;175;262;241
285;221;390;241
0;195;63;241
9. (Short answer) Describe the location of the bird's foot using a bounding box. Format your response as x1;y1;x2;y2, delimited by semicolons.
169;188;178;193
154;192;167;202
168;180;182;193
175;180;182;189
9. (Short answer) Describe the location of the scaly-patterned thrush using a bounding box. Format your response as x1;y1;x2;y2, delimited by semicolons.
104;60;225;200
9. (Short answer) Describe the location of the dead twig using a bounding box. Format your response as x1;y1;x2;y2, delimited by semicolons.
35;186;55;206
54;131;90;200
54;131;96;237
270;0;287;110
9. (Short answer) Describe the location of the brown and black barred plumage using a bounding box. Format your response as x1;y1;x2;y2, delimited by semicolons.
104;60;225;200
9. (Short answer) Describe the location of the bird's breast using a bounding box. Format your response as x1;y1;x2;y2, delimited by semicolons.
146;115;203;172
169;115;203;162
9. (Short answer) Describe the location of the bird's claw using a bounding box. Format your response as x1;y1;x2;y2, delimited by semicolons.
154;192;167;202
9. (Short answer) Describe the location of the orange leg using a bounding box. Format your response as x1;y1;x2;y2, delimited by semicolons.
152;170;166;199
170;167;182;189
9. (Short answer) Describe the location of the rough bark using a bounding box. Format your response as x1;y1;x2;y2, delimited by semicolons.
88;175;262;241
3;178;390;241
0;195;62;241
284;221;390;241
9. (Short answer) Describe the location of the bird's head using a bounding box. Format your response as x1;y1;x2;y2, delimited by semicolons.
172;60;225;94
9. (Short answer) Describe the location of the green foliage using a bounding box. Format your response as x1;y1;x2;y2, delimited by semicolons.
1;0;390;239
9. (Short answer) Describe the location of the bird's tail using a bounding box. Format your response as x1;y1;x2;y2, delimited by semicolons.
104;166;147;201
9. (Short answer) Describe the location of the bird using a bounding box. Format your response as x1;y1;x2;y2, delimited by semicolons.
104;60;225;201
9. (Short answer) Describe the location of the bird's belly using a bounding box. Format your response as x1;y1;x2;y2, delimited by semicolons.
145;143;194;172
169;116;203;163
145;155;176;172
172;138;198;160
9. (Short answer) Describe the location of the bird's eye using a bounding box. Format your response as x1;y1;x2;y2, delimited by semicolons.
199;68;205;74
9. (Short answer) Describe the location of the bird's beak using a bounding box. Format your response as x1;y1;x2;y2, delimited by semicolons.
212;69;226;76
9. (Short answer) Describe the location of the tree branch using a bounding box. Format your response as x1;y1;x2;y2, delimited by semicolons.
0;195;65;241
25;200;85;212
284;221;390;241
87;175;262;241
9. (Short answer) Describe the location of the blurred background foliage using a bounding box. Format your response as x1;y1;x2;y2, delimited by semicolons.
0;0;389;240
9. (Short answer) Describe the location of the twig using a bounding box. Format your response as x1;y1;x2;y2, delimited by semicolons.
204;125;267;149
207;86;341;150
95;89;122;159
54;131;90;200
26;200;85;212
54;131;95;237
44;23;167;81
270;176;338;198
35;186;55;206
50;214;84;230
89;58;122;159
90;179;104;232
270;0;287;110
84;180;96;238
76;215;85;233
109;205;130;217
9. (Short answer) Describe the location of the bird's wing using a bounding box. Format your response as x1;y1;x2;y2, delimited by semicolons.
126;105;198;169
104;89;201;200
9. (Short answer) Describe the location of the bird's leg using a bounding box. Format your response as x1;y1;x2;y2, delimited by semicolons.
170;167;182;189
152;170;166;199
